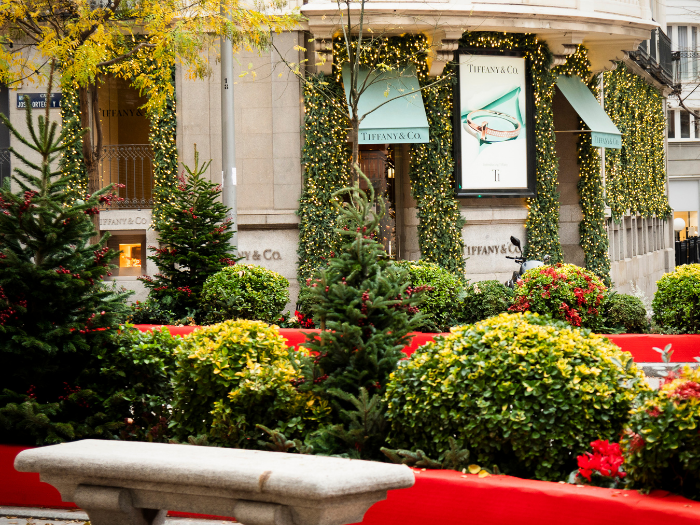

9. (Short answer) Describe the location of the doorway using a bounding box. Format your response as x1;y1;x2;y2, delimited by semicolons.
358;144;399;258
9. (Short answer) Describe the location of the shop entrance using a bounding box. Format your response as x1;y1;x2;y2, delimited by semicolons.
358;144;405;259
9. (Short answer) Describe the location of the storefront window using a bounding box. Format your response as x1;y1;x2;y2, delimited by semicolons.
681;110;691;138
119;243;142;268
674;211;699;240
107;234;146;276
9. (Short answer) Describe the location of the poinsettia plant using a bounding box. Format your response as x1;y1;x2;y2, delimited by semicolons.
568;439;627;488
509;263;607;330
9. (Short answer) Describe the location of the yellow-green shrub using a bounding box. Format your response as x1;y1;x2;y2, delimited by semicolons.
384;312;647;480
652;264;700;333
171;320;330;446
622;366;700;500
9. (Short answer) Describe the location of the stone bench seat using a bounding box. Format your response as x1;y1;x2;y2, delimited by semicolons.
15;440;414;525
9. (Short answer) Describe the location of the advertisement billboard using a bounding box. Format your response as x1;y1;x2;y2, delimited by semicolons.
453;51;536;197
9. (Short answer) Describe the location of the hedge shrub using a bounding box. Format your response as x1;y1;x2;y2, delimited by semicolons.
461;280;513;323
393;260;467;332
509;264;607;330
384;312;647;480
604;293;649;334
171;320;330;446
201;264;289;324
622;366;700;500
91;326;179;441
652;264;700;334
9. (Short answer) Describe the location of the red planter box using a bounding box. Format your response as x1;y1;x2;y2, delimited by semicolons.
4;444;700;524
6;328;700;521
134;325;700;363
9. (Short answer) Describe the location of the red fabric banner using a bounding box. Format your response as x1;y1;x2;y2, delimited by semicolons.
133;325;700;363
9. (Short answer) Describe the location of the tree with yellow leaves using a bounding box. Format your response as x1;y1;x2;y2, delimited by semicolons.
0;0;300;183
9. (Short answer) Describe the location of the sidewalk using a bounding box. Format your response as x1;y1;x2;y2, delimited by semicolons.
0;507;237;525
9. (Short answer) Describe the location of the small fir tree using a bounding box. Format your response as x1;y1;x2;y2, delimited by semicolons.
140;147;238;321
293;171;426;458
0;95;129;442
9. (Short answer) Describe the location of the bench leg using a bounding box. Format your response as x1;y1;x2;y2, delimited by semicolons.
74;485;167;525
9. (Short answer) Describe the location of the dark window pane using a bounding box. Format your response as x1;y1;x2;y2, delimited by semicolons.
681;110;691;138
669;110;676;138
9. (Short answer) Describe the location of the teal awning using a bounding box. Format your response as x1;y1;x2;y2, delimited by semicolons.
342;65;429;144
556;75;622;149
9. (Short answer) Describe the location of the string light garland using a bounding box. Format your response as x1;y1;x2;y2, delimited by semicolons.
59;84;88;200
297;34;465;281
603;63;671;222
297;33;667;285
296;75;349;284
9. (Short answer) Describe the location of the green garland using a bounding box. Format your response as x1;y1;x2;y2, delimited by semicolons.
296;75;349;284
149;66;179;221
552;46;611;285
297;34;465;282
409;72;465;274
458;32;563;263
59;83;87;200
603;63;671;221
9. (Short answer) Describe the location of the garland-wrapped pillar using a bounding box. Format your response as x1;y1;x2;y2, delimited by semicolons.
296;75;349;283
149;66;179;221
409;74;465;274
60;83;88;199
603;63;671;221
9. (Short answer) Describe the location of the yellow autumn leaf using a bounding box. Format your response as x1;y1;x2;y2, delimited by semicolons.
468;464;481;474
478;470;491;478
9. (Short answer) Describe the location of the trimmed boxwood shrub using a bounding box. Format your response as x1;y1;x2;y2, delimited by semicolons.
461;280;513;323
201;264;289;324
652;264;700;334
384;312;647;481
393;260;467;332
622;366;700;500
171;320;330;446
603;293;649;333
509;263;607;330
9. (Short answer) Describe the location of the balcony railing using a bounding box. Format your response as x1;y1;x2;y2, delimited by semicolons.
676;236;700;266
90;144;154;209
631;28;674;87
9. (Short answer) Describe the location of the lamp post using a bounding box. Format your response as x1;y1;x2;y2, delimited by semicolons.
221;6;238;250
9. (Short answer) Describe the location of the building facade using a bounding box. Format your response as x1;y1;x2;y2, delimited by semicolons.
2;0;678;306
666;0;700;252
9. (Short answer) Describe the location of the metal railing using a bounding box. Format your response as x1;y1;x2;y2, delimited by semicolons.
90;144;154;209
0;148;10;187
631;28;674;87
676;236;700;266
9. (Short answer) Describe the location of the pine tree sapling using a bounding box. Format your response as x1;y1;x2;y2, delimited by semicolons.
293;171;426;458
141;146;238;321
300;172;425;398
0;96;130;442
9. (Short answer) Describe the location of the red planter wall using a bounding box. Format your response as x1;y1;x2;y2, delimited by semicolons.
6;328;700;520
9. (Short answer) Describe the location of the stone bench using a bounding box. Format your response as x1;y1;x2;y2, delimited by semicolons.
15;440;414;525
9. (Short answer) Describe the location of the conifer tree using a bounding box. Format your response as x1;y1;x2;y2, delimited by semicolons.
140;147;237;320
0;95;129;409
293;171;426;458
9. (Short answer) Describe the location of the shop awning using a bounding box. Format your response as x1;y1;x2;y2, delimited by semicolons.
556;75;622;149
342;65;429;144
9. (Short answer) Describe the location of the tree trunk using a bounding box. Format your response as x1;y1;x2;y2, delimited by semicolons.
351;116;360;179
